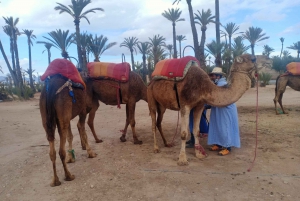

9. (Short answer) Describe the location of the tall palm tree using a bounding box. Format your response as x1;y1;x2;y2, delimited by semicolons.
165;44;173;58
194;8;216;68
72;32;92;66
148;34;166;67
176;35;186;58
205;40;225;66
89;34;117;62
36;41;53;65
54;0;104;71
287;41;300;58
22;29;36;91
222;22;240;64
42;29;75;59
120;37;139;71
137;41;151;82
173;0;200;62
262;45;274;58
3;25;16;72
162;8;185;58
242;26;269;56
215;0;221;67
3;16;23;90
279;37;284;58
232;36;250;58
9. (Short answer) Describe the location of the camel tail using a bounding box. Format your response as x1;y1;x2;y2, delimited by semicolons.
45;79;59;141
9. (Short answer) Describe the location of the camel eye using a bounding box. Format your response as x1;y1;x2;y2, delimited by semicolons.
236;56;243;63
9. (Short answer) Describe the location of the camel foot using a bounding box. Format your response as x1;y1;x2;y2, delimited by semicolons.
65;174;75;181
88;151;97;158
134;139;143;145
153;148;160;153
177;159;189;166
195;151;207;159
120;136;127;142
95;139;103;143
50;177;61;187
165;143;175;147
195;144;208;159
66;156;75;163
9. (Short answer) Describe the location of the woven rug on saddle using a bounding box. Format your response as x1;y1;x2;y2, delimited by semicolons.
87;62;131;82
152;56;200;81
41;58;85;89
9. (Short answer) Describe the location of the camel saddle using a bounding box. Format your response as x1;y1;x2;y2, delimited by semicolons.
286;62;300;75
152;56;200;81
41;58;86;89
87;62;131;82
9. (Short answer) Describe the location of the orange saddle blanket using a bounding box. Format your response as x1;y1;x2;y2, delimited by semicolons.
152;56;200;80
41;59;85;88
87;62;131;82
286;62;300;75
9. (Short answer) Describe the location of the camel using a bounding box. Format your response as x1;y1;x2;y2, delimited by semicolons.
84;70;147;145
147;54;260;166
40;62;96;187
273;75;300;114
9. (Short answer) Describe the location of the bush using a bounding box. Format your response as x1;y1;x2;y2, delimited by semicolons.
259;72;272;87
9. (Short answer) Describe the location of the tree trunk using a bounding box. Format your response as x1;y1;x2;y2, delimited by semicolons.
179;41;182;58
47;48;51;65
74;20;84;71
280;42;283;58
0;40;18;87
199;27;207;70
142;54;147;82
9;37;16;71
215;0;222;67
130;49;136;71
186;0;201;62
27;38;35;92
12;30;24;93
172;22;177;58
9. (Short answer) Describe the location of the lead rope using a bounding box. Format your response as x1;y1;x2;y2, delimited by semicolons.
247;70;259;172
170;111;180;145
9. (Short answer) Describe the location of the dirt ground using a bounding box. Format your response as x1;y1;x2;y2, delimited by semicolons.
0;85;299;201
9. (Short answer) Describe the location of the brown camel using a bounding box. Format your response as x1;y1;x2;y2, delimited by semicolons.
84;71;148;145
273;75;300;114
40;74;96;187
147;54;260;166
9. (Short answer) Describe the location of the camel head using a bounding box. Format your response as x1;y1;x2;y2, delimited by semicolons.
230;54;257;79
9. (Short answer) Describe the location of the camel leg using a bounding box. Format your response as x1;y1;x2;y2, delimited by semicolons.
78;113;97;158
49;140;61;187
66;124;75;163
278;93;288;114
192;105;207;159
120;104;130;142
148;93;160;153
127;102;142;144
57;123;75;182
87;99;103;143
156;105;173;147
177;106;190;166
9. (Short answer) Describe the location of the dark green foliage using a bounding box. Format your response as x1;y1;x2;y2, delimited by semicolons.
272;56;300;73
259;72;272;87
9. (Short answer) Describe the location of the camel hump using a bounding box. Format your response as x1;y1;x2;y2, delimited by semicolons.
87;62;131;82
286;62;300;75
152;56;200;81
41;58;85;88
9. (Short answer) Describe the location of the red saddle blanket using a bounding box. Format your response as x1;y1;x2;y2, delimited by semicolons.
286;62;300;75
41;59;85;88
87;62;131;82
152;56;200;80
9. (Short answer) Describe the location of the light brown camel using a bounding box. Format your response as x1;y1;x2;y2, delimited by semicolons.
83;71;148;145
273;75;300;114
147;54;260;166
40;74;96;187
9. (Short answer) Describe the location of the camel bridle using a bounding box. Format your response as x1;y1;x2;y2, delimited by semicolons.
230;56;257;80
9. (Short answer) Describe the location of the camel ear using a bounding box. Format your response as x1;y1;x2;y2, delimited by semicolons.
235;56;243;63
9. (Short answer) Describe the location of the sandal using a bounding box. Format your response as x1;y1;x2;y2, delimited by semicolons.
209;145;221;151
218;148;230;156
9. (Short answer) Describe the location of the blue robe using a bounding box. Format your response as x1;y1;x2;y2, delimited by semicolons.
189;109;209;134
207;77;240;148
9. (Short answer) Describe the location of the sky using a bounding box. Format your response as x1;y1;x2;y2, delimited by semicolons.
0;0;300;77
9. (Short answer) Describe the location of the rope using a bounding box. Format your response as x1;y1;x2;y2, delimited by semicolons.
170;111;180;145
247;72;259;172
55;79;76;103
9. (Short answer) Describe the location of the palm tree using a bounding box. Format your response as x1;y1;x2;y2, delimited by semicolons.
262;45;274;58
89;34;117;62
282;50;291;59
3;16;23;90
194;8;216;68
42;29;75;59
242;26;269;56
54;0;104;71
72;32;92;66
165;44;173;58
120;37;138;71
176;35;186;58
222;22;240;64
232;36;250;58
205;40;225;66
173;0;200;62
215;0;221;67
148;34;166;67
287;41;300;58
36;41;53;65
22;29;36;91
137;41;151;82
3;25;16;72
162;8;185;58
279;37;284;58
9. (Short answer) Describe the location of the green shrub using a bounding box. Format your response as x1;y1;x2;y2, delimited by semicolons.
259;72;272;87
